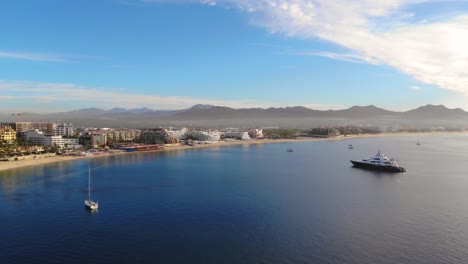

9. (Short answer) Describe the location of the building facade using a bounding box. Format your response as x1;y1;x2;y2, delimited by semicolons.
0;126;17;143
55;123;74;137
16;122;70;136
140;128;179;144
222;131;251;140
248;129;264;139
90;132;107;147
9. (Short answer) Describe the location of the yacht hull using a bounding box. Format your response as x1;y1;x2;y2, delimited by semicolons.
351;161;406;172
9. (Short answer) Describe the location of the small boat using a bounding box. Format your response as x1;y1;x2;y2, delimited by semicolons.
348;144;354;149
84;165;99;210
287;148;294;152
350;150;406;173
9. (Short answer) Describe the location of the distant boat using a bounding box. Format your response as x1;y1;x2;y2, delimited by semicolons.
287;148;294;152
348;144;354;149
350;150;406;173
84;165;99;211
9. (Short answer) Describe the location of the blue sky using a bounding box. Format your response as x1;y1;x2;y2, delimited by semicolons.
1;0;468;112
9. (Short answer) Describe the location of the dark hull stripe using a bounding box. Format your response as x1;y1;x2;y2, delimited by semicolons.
350;161;406;173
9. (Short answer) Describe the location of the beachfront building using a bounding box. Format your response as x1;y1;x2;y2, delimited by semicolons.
18;129;79;147
60;138;81;148
55;123;74;137
44;135;66;146
15;122;32;133
16;122;71;136
221;131;251;140
183;130;221;141
248;129;264;139
31;122;56;136
90;132;107;147
140;128;180;144
0;126;17;143
104;129;140;143
21;130;46;145
170;128;188;140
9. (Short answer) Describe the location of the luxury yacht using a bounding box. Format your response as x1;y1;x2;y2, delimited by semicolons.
350;150;406;172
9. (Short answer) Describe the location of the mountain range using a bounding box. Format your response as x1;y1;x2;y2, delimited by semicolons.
1;104;467;128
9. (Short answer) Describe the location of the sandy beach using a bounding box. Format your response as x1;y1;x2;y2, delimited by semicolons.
1;131;466;173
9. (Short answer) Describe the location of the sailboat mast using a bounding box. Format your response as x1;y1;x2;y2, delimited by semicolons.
88;165;91;201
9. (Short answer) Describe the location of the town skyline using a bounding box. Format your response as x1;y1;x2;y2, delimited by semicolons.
2;1;468;112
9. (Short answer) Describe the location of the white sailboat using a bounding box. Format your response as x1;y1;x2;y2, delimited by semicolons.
84;165;99;210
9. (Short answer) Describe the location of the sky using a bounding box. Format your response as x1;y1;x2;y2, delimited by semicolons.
1;0;468;113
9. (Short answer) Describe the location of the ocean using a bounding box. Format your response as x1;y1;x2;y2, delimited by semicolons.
2;134;468;263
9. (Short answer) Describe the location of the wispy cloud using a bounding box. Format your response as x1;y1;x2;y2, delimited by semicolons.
0;80;343;112
285;50;381;64
142;0;468;96
0;51;70;62
0;51;105;63
410;85;422;90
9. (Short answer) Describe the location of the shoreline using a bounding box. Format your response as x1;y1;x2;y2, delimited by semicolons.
1;131;467;173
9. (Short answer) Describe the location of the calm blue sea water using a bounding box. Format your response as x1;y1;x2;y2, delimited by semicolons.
2;135;468;263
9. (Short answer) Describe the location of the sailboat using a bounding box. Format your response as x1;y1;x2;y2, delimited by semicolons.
84;165;99;210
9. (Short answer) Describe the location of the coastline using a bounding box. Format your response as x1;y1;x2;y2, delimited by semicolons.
1;131;467;173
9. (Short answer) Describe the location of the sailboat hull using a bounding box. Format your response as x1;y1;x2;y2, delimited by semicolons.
85;200;99;210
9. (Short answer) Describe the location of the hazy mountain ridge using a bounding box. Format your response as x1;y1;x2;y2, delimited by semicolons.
1;104;467;128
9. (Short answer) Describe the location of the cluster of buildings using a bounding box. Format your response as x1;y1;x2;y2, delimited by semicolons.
0;122;80;148
0;121;265;150
138;128;264;144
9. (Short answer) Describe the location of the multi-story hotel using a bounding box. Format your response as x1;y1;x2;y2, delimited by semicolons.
103;129;140;143
0;126;17;143
140;128;181;144
90;132;108;147
15;122;33;133
16;122;74;137
55;123;73;137
19;129;79;147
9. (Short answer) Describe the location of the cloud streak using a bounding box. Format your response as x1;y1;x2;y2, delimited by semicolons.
144;0;468;96
0;80;343;112
0;51;105;63
0;51;70;62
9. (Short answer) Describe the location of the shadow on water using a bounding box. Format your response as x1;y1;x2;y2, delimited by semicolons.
84;207;99;214
350;166;403;177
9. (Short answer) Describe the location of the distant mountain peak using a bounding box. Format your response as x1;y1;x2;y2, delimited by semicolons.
110;108;127;112
349;105;380;109
189;104;216;110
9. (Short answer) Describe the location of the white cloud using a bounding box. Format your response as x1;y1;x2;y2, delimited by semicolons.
285;50;381;64
183;0;468;96
0;51;69;62
0;51;104;63
410;85;422;90
0;80;343;111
